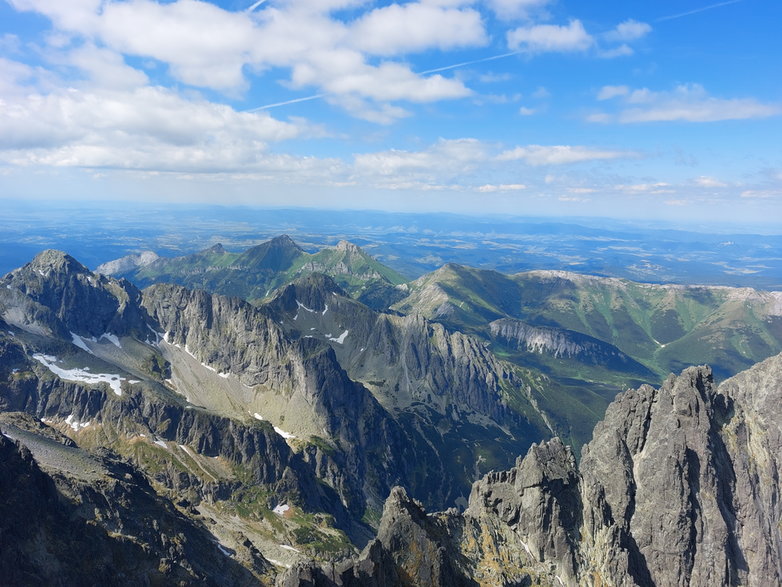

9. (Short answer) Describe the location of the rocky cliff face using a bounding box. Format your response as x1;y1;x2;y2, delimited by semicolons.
267;275;552;508
283;353;782;586
142;282;437;517
489;317;653;377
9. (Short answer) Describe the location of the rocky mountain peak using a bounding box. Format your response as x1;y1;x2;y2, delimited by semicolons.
95;250;159;276
27;249;89;277
1;250;149;339
269;234;300;249
335;240;361;255
206;243;226;254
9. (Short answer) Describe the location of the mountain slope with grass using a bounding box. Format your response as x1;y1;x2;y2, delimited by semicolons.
99;236;408;309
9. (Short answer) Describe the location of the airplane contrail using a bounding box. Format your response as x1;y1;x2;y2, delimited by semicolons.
247;93;326;112
247;51;523;112
245;0;268;13
656;0;743;22
419;50;523;75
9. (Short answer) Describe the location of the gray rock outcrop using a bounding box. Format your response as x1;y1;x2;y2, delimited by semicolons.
283;354;782;586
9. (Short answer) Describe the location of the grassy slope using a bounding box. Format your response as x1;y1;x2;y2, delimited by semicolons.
123;237;409;308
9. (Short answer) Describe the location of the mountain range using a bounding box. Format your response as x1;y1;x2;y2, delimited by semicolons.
1;237;781;585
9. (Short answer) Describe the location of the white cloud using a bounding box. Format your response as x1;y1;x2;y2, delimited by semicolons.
497;145;635;165
295;57;471;103
531;86;550;99
518;106;535;115
8;0;474;120
486;0;551;21
597;85;629;100
8;0;102;34
614;182;673;194
0;86;303;171
353;138;487;178
98;0;258;91
598;44;634;59
507;19;593;53
352;3;487;56
477;183;527;192
605;20;652;42
740;190;780;199
61;45;149;90
694;176;727;188
591;84;781;123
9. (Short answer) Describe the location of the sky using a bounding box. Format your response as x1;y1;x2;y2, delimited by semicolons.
1;0;781;226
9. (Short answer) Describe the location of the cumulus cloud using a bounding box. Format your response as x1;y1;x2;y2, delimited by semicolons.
352;3;487;55
604;19;652;42
497;145;636;165
8;0;475;118
353;138;487;180
97;0;258;91
0;86;303;171
507;19;593;53
59;45;150;90
591;83;781;123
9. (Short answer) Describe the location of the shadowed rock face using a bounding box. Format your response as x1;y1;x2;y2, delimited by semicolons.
0;430;267;586
282;354;782;586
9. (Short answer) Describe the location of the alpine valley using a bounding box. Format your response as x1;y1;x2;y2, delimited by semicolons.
2;236;781;586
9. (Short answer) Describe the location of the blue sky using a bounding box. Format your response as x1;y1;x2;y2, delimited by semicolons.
1;0;780;225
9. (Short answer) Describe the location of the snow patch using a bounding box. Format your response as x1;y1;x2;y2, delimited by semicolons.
64;414;91;431
32;354;124;396
217;543;233;557
273;503;290;516
293;313;299;321
7;330;14;337
100;332;121;348
252;412;264;421
218;372;230;378
279;544;300;552
296;300;315;313
70;332;95;354
328;330;349;344
322;304;328;316
274;426;296;440
154;439;168;449
267;559;291;569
